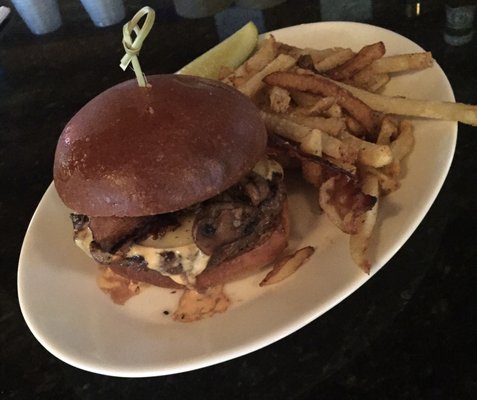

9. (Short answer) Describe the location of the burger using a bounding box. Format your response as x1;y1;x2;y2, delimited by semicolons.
53;74;289;291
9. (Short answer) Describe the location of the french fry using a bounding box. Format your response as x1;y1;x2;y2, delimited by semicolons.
260;246;315;286
314;48;355;72
382;160;401;179
264;71;379;133
261;110;313;140
300;129;323;156
302;96;337;115
363;166;400;195
223;35;278;86
349;174;379;273
227;37;469;275
356;52;433;77
290;90;322;108
325;103;343;118
261;111;352;161
277;42;308;59
366;72;391;92
237;54;296;97
327;41;386;81
379;119;414;187
340;131;393;168
330;77;477;126
376;116;398;145
345;115;366;136
324;157;358;176
269;86;291;113
306;47;350;64
287;112;345;136
390;120;415;161
352;52;433;91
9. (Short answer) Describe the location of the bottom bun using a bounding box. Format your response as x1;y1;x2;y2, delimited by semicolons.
108;204;290;291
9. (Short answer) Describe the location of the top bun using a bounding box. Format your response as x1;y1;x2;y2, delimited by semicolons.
53;75;267;217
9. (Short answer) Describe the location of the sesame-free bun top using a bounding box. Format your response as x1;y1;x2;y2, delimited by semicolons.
53;75;267;217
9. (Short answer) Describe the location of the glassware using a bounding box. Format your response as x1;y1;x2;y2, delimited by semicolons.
80;0;126;27
444;0;476;45
10;0;62;35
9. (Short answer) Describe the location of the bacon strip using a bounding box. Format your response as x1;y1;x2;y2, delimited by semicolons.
319;175;377;234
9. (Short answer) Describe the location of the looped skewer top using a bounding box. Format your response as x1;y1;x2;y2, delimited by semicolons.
120;6;155;87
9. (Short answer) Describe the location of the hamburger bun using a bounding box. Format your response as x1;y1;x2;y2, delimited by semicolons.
54;74;267;217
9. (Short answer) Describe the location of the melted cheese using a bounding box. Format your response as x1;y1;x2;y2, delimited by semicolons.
127;243;209;286
74;227;94;257
141;215;195;248
131;215;210;286
74;216;209;286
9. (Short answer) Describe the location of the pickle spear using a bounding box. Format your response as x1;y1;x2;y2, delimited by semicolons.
177;21;258;79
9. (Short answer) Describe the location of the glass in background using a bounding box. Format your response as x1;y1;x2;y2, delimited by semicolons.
320;0;372;21
10;0;62;35
444;0;476;45
79;0;126;27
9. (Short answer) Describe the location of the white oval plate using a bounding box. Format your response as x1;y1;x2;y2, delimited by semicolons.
18;22;456;377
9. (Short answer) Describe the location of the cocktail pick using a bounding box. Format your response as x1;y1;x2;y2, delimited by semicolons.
120;6;155;87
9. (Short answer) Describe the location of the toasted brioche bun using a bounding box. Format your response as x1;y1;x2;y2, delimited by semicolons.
54;75;267;217
108;203;289;290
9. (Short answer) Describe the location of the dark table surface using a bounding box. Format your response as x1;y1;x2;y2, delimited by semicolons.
2;0;477;398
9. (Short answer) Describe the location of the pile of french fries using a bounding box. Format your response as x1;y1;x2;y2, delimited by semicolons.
220;35;477;276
